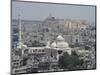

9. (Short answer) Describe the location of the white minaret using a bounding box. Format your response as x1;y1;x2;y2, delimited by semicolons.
17;13;23;48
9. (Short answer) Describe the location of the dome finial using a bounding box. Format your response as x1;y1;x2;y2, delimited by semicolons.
56;35;65;41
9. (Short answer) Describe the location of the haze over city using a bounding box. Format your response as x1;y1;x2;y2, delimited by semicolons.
11;1;96;74
12;1;96;23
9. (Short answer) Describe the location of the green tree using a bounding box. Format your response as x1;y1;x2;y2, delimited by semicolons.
58;52;83;70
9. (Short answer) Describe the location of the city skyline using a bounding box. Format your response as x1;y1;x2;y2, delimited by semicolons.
11;1;96;74
12;1;96;23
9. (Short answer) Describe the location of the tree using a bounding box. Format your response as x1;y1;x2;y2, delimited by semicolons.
58;52;83;70
71;51;78;56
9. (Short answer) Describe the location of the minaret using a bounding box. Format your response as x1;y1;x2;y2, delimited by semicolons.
17;13;22;48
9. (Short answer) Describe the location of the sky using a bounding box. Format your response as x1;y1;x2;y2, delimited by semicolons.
12;1;96;23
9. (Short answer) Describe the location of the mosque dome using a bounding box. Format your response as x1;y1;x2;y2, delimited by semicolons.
51;42;57;48
50;35;69;48
56;35;69;48
56;41;69;48
22;44;27;48
56;35;65;41
17;42;27;48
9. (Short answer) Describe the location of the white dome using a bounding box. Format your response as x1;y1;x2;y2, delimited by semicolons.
56;35;65;41
17;42;27;48
50;35;69;48
22;44;27;48
51;42;57;48
56;41;69;48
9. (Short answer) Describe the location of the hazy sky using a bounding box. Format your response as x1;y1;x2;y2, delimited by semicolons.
12;1;96;22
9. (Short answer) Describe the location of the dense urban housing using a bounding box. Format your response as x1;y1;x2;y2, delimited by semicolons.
11;15;96;74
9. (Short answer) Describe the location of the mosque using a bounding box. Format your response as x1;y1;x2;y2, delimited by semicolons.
15;16;72;61
50;34;72;55
15;34;73;71
12;14;89;74
13;15;73;70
